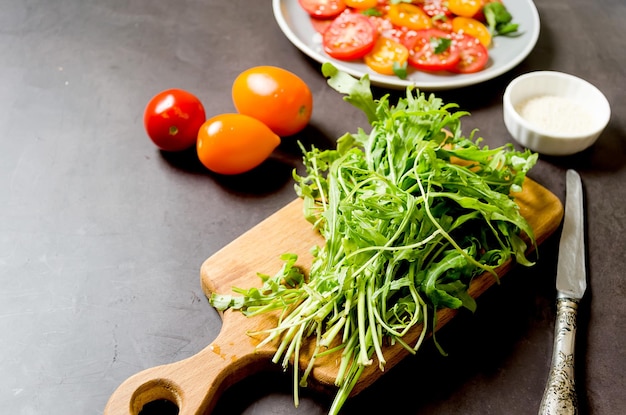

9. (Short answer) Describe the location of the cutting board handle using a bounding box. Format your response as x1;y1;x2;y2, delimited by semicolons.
104;312;274;415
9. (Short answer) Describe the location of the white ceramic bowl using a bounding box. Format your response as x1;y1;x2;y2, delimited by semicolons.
503;71;610;156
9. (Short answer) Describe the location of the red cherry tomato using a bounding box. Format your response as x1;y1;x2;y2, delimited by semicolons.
323;12;378;60
143;89;206;152
232;66;313;137
298;0;347;19
196;114;281;175
450;33;489;73
405;29;460;72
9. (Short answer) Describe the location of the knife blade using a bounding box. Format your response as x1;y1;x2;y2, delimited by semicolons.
538;169;586;415
556;169;586;299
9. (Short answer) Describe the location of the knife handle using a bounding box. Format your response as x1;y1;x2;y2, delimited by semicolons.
538;298;580;415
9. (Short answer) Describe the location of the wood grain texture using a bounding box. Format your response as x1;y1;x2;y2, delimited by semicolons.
104;178;563;415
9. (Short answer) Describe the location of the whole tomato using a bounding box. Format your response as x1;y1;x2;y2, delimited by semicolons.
196;113;281;175
232;66;313;137
143;89;206;151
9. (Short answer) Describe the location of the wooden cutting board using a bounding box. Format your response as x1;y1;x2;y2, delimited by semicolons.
104;177;563;415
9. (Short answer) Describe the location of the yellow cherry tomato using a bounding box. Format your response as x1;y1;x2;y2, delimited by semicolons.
196;114;280;175
364;37;409;76
345;0;378;9
448;0;483;18
387;3;432;31
452;16;492;47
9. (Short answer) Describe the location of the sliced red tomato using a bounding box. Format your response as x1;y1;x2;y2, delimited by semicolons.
323;12;378;60
405;29;460;72
368;14;408;44
298;0;347;19
310;17;333;34
450;33;489;73
364;37;409;75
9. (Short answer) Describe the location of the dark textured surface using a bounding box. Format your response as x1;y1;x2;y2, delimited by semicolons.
1;1;624;414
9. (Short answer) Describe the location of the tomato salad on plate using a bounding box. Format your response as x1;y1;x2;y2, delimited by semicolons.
298;0;520;79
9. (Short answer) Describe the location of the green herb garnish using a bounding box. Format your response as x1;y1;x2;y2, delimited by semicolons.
392;61;408;79
430;36;453;54
361;7;382;17
211;63;537;415
484;2;521;36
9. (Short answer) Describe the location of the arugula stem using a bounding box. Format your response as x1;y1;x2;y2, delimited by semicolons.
356;276;372;366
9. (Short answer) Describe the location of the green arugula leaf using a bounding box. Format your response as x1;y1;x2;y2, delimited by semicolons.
321;62;378;124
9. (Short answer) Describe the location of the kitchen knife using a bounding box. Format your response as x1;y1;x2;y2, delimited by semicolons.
538;169;586;415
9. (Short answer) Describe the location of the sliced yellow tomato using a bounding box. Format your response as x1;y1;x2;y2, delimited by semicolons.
452;16;492;47
448;0;483;18
364;37;409;75
345;0;378;9
387;3;432;31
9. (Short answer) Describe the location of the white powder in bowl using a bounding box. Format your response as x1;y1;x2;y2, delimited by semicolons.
515;95;595;135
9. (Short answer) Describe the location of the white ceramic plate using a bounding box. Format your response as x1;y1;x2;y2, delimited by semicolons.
272;0;540;90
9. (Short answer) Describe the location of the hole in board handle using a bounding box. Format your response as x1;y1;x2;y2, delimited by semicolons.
131;379;181;415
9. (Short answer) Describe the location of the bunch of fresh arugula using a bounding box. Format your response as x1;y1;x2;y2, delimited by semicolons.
211;63;537;414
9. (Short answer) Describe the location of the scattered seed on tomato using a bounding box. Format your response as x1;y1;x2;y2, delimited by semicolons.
364;37;409;76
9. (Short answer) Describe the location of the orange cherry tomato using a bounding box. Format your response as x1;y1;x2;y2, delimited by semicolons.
196;114;280;175
452;16;491;47
386;3;432;31
364;37;409;75
448;0;483;18
232;66;313;137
